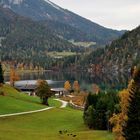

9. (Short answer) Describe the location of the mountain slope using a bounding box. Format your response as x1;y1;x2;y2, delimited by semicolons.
82;26;140;74
0;6;82;69
0;0;124;44
40;20;92;42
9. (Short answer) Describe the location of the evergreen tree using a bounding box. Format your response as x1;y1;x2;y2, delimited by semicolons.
123;64;140;139
84;91;118;130
84;105;95;129
0;63;4;84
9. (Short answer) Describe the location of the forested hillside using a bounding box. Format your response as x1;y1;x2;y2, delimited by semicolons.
0;0;124;45
0;7;82;69
82;26;140;74
41;20;93;42
58;26;140;74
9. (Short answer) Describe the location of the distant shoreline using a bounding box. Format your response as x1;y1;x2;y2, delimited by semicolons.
4;69;51;75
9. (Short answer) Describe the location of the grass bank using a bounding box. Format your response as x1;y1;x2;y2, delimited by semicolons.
0;84;61;115
0;84;114;140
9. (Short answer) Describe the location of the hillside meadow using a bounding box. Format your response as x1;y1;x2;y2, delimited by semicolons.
0;85;114;140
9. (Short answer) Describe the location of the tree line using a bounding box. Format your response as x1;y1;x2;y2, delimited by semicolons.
83;64;140;139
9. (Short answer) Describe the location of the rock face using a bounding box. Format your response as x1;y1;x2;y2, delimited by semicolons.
0;0;124;45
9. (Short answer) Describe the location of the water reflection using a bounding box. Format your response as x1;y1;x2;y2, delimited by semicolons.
4;71;130;91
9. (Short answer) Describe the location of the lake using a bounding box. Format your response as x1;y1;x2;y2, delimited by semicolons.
4;71;130;91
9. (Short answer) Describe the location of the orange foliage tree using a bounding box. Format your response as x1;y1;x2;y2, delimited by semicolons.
10;67;20;86
73;81;80;93
64;81;71;92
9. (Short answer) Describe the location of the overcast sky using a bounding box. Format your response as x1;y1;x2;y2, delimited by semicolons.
48;0;140;30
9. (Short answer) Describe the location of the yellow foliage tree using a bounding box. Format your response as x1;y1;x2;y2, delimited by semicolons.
110;77;136;140
10;67;20;86
64;81;71;91
73;81;80;93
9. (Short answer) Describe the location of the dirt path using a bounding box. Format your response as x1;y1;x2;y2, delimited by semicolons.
0;98;68;118
54;99;68;108
0;107;54;118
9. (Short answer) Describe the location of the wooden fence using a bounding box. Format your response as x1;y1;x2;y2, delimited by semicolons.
69;100;84;111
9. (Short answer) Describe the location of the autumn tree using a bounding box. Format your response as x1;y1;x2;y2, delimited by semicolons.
36;80;52;106
10;67;20;86
110;64;140;140
110;89;129;140
0;63;4;84
122;64;140;139
73;80;80;93
64;81;71;92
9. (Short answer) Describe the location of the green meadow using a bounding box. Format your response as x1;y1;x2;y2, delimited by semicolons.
48;51;76;58
0;85;114;140
0;85;61;114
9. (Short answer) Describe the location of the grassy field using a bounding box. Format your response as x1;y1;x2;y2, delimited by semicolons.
0;84;61;115
0;84;114;140
0;107;113;140
70;41;96;47
48;51;76;58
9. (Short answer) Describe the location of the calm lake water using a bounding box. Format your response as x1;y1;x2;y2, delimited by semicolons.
4;71;130;91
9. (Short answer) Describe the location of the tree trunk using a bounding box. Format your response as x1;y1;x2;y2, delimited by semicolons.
42;97;49;106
